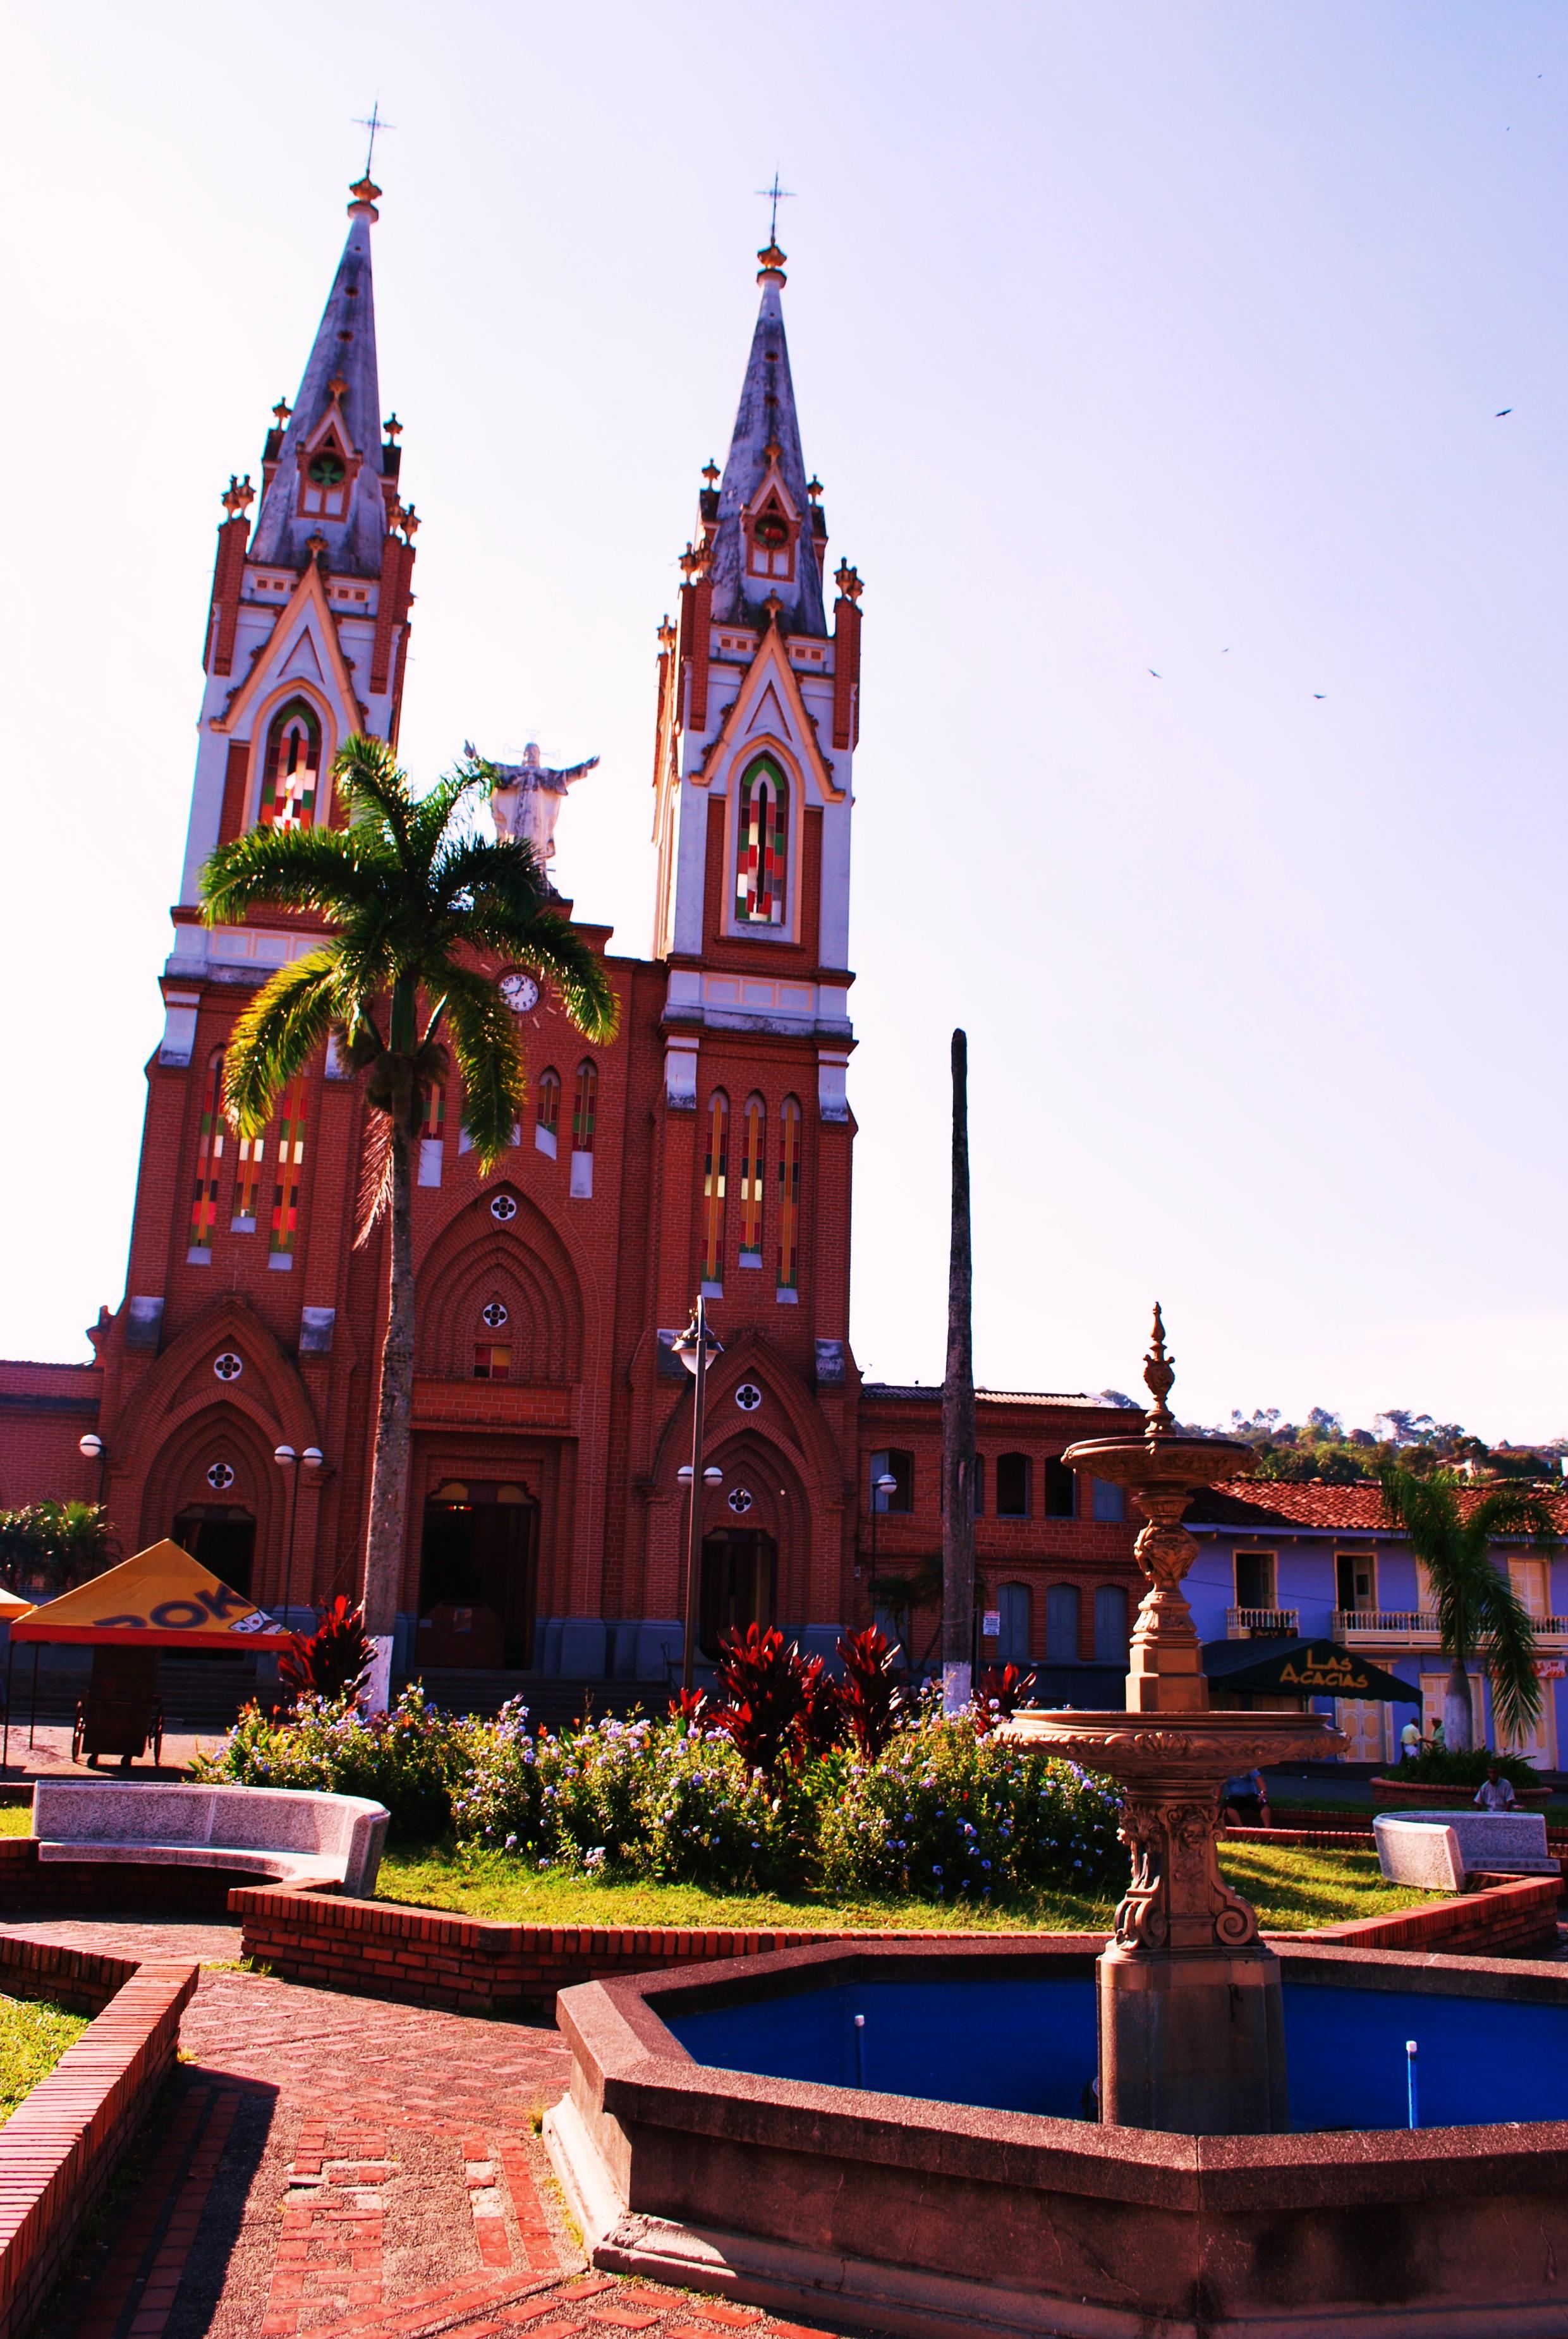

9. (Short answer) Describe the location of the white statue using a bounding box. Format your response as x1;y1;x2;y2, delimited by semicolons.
468;741;598;873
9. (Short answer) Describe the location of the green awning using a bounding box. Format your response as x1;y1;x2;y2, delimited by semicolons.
1201;1636;1419;1703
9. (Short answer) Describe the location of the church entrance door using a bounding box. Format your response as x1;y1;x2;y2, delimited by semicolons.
699;1529;778;1660
173;1507;257;1599
418;1481;538;1668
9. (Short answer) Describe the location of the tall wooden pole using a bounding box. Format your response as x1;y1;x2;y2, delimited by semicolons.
942;1030;976;1715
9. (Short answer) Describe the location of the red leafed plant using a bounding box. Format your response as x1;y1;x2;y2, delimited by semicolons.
836;1624;904;1758
711;1624;815;1773
971;1663;1037;1735
277;1596;376;1710
667;1686;708;1732
798;1653;848;1759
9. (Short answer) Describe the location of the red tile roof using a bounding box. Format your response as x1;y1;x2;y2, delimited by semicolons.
1190;1480;1568;1534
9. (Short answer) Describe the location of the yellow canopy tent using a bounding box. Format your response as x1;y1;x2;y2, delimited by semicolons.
4;1541;290;1768
11;1540;290;1650
0;1588;34;1623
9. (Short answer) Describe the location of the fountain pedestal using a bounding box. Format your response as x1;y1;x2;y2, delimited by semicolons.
1004;1309;1343;2134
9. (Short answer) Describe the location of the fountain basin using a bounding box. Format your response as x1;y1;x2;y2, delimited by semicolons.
547;1933;1568;2339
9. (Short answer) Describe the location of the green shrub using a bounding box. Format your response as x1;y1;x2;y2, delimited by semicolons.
1394;1744;1540;1790
816;1704;1125;1908
193;1685;477;1840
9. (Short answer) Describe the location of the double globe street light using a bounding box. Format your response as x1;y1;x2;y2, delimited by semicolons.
272;1445;324;1624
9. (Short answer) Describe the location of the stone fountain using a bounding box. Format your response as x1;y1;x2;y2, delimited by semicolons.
1004;1303;1341;2133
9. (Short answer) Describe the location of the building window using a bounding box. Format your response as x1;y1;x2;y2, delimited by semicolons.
268;1074;307;1264
1091;1478;1124;1522
997;1581;1031;1665
188;1048;226;1261
736;755;789;925
972;1454;985;1516
775;1095;801;1294
571;1059;597;1198
535;1067;561;1159
418;1080;444;1188
258;698;324;833
1094;1584;1129;1664
997;1454;1031;1518
1047;1583;1081;1662
738;1093;765;1261
299;436;350;519
233;1126;265;1230
1044;1457;1076;1517
1236;1550;1277;1611
1335;1549;1376;1615
473;1342;513;1381
746;495;795;580
870;1449;914;1514
701;1091;729;1291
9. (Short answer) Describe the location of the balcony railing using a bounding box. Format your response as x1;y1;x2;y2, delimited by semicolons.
1226;1608;1300;1639
1334;1610;1568;1646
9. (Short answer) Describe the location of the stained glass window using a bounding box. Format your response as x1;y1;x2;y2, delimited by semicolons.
269;1075;308;1260
535;1067;561;1157
702;1091;729;1286
420;1081;444;1139
188;1048;226;1260
739;1093;765;1261
259;698;324;832
735;756;789;925
572;1060;597;1153
776;1095;801;1292
233;1127;265;1229
473;1343;512;1382
747;497;794;580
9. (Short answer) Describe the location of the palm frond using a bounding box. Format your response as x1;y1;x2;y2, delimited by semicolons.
224;952;344;1137
1466;1486;1561;1555
439;965;530;1170
334;735;416;863
1476;1567;1543;1743
410;764;489;870
430;832;549;918
499;913;620;1043
354;1108;395;1246
200;823;387;926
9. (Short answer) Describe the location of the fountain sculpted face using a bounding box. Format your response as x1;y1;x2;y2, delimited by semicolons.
1002;1304;1344;2134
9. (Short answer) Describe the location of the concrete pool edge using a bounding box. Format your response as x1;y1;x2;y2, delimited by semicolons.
547;1935;1568;2339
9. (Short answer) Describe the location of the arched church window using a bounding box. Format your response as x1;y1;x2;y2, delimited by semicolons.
570;1059;597;1199
776;1095;801;1296
259;698;324;833
747;497;794;581
735;757;788;926
268;1074;308;1265
188;1048;226;1262
738;1093;765;1265
300;441;349;520
701;1091;729;1291
535;1067;561;1159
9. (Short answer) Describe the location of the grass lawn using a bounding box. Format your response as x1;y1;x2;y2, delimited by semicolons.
0;1994;87;2122
378;1840;1429;1935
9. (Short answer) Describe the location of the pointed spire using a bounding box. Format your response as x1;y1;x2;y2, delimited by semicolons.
250;176;389;581
707;241;827;638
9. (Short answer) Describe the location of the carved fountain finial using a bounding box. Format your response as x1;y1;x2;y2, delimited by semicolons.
1143;1301;1176;1434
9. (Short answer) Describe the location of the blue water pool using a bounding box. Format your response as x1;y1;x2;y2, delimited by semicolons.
666;1976;1568;2131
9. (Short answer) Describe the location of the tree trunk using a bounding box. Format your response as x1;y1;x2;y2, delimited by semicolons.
1443;1653;1474;1753
942;1030;976;1717
362;1118;415;1712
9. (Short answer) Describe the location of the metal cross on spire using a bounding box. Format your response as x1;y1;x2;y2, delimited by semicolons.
353;100;396;179
754;173;795;244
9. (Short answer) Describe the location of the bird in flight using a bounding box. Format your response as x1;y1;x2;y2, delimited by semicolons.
1313;693;1327;700
1496;408;1512;417
1148;668;1162;679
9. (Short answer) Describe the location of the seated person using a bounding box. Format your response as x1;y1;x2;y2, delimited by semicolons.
1474;1763;1517;1812
1222;1766;1269;1828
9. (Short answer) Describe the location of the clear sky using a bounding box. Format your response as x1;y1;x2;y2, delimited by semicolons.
3;2;1564;1440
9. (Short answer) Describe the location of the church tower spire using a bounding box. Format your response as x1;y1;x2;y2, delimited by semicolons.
170;173;416;924
705;241;828;638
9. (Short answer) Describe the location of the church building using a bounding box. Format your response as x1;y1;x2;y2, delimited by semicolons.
0;178;1141;1691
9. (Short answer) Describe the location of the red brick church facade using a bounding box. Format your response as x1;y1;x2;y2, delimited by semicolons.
0;179;1138;1688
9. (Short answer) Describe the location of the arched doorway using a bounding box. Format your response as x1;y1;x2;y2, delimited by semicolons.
418;1481;538;1667
700;1529;778;1659
173;1506;257;1598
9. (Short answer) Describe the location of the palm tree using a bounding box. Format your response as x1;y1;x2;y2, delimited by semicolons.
1380;1461;1559;1752
0;1500;114;1597
202;736;618;1705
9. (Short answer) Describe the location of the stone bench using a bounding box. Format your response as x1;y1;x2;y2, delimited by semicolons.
31;1783;390;1898
1374;1807;1560;1893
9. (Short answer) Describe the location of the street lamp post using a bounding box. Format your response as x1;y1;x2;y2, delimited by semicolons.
672;1297;723;1695
272;1445;324;1626
78;1433;106;1504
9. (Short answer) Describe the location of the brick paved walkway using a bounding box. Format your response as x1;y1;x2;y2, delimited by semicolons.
22;1921;861;2339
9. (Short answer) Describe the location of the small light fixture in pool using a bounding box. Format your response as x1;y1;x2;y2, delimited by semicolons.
853;2013;866;2087
1406;2039;1419;2130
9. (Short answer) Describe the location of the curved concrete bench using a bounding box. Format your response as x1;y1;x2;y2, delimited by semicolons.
31;1783;390;1899
1374;1806;1559;1892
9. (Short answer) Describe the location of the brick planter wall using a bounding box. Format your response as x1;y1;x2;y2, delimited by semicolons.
0;1838;258;1918
1310;1871;1561;1957
0;1935;198;2339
